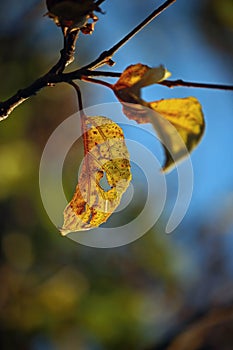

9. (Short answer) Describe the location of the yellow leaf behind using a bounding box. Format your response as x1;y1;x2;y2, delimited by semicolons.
149;97;205;171
120;97;204;171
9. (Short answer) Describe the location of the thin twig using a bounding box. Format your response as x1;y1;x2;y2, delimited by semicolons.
95;0;107;6
79;71;233;91
159;79;233;91
83;0;176;70
81;76;113;89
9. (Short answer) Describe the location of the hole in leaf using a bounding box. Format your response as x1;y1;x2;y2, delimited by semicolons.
99;172;112;192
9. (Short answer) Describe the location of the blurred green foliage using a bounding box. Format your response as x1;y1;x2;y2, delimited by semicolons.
200;0;233;64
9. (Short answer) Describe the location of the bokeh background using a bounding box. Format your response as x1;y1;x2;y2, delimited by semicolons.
0;0;233;349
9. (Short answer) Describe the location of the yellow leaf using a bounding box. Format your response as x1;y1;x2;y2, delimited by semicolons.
60;116;131;235
113;64;205;172
149;97;205;171
114;63;171;102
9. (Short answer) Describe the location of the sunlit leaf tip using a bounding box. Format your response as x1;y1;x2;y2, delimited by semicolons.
113;63;171;101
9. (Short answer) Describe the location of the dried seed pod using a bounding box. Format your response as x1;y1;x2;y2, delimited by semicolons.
46;0;102;34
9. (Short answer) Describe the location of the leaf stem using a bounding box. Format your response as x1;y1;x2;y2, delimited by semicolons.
68;82;89;159
81;76;113;89
69;81;84;111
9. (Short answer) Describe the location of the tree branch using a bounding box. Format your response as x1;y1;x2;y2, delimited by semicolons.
0;29;79;121
0;0;176;120
1;0;233;122
1;68;233;121
49;29;79;74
